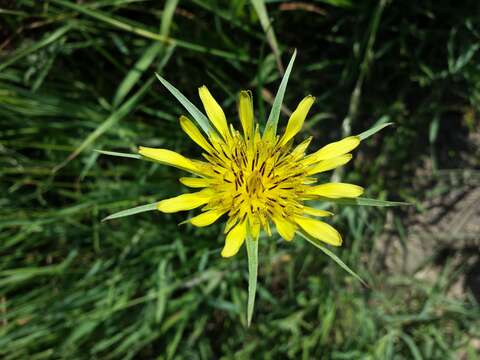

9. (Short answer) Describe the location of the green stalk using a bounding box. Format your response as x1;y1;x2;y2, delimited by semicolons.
245;230;259;327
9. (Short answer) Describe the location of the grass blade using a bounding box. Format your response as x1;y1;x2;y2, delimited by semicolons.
263;49;296;137
245;232;258;327
250;0;283;72
400;334;423;360
322;197;411;207
358;117;393;140
155;73;214;134
0;25;70;72
297;232;368;287
112;0;179;108
102;202;158;222
51;0;249;61
94;150;141;160
160;0;180;36
53;77;154;172
112;43;164;108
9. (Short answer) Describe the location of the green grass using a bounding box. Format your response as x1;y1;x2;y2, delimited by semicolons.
1;0;479;358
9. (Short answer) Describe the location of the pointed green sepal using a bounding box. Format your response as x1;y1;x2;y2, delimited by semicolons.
297;231;368;287
155;73;215;135
102;202;158;222
263;49;297;137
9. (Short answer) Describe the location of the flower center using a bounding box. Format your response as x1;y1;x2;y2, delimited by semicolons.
204;131;309;227
246;170;265;200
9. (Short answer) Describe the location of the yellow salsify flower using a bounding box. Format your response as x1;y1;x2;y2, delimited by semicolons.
138;86;363;258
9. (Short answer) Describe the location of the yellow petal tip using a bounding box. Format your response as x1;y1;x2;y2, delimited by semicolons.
331;234;343;247
220;249;235;258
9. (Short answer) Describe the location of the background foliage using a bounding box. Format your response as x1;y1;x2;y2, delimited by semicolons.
1;0;479;358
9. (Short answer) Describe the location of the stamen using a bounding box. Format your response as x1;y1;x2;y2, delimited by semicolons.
201;127;311;235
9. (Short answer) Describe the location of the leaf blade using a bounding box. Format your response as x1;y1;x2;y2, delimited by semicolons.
263;50;297;136
0;25;70;72
155;73;214;135
320;197;410;207
102;202;158;222
53;77;154;172
297;231;368;287
112;0;178;107
52;0;249;61
357;117;393;140
250;0;283;72
94;150;141;159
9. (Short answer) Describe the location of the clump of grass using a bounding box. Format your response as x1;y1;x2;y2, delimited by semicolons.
1;0;479;358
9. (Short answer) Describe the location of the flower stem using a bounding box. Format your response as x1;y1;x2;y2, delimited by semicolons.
245;231;258;327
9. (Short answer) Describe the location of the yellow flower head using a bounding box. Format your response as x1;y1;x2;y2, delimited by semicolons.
138;86;363;258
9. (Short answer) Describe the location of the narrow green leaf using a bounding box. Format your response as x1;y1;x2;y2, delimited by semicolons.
429;117;439;144
357;117;393;140
112;44;169;108
155;260;170;323
52;0;249;62
53;77;154;172
190;0;262;39
297;232;368;287
250;0;283;72
400;334;423;360
166;318;187;359
112;0;178;107
0;250;77;286
263;49;297;136
102;202;158;222
321;197;410;207
155;73;214;134
160;0;180;36
0;25;70;72
245;232;258;327
94;150;142;160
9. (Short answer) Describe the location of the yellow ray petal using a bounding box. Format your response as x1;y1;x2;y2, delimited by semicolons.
157;191;212;213
304;136;360;165
198;86;230;140
138;147;201;174
302;207;333;217
179;177;210;188
290;136;312;160
190;208;225;227
224;216;238;234
179;116;213;152
238;90;254;138
278;96;315;147
272;216;296;241
221;221;247;258
306;183;364;198
294;216;342;246
305;154;352;175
